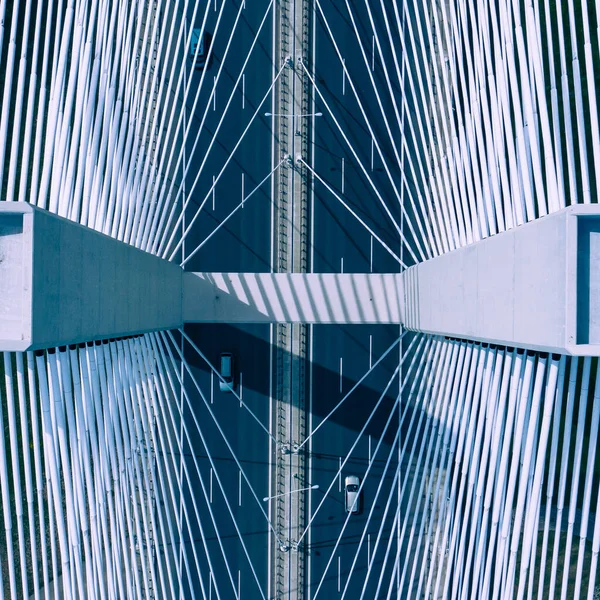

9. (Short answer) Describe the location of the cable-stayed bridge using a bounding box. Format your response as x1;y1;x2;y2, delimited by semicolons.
0;0;599;599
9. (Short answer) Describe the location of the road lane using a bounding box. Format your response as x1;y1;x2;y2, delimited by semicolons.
178;1;276;597
308;1;407;597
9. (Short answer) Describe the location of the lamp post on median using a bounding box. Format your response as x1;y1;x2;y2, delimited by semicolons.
264;484;319;553
265;111;322;137
264;112;323;117
263;484;319;502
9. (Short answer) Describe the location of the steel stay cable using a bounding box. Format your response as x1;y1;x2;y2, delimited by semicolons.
300;159;405;267
130;338;181;597
160;331;269;600
143;0;248;252
179;329;276;443
3;353;29;599
153;0;275;255
426;0;478;243
324;337;430;600
25;352;51;597
82;0;123;230
388;0;455;252
56;349;97;598
0;0;32;197
455;349;508;600
131;337;187;599
341;335;429;598
385;0;453;252
404;340;463;599
544;356;578;600
370;483;403;599
515;355;563;600
163;330;282;542
555;355;593;600
148;0;276;254
95;343;142;598
134;335;215;600
297;334;420;548
500;354;550;597
66;0;104;224
100;0;149;240
324;0;433;261
34;353;74;600
312;374;403;599
398;340;472;595
123;0;200;242
300;56;419;266
449;0;500;238
410;0;469;245
54;0;106;221
372;0;441;256
112;340;157;595
114;0;159;240
384;520;403;600
488;352;539;600
82;344;125;598
314;0;423;261
78;0;127;232
340;0;432;261
437;342;484;599
4;0;35;204
46;351;87;597
296;333;403;452
477;350;529;600
588;380;600;597
16;0;44;207
341;437;402;599
570;360;600;600
421;341;473;600
71;346;109;600
451;349;514;600
396;337;443;496
535;354;569;598
0;0;7;67
163;61;286;261
108;342;156;599
130;0;216;246
93;343;137;597
143;332;234;600
181;159;285;267
448;345;504;600
369;340;441;600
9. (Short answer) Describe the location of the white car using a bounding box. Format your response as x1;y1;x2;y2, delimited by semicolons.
344;475;361;514
219;352;235;392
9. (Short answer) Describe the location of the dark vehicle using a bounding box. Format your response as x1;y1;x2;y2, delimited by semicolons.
190;28;212;70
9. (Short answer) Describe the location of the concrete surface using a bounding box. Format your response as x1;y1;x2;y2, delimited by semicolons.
401;205;600;356
0;203;182;350
184;272;403;323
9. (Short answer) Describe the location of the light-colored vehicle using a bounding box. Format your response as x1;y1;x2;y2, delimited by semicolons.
190;28;212;70
219;352;234;392
344;475;361;514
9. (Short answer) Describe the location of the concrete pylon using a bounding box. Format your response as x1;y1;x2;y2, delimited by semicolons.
401;205;600;356
2;204;599;356
0;203;182;350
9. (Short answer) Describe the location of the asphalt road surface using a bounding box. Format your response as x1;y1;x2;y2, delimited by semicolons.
170;1;278;597
161;0;418;597
307;1;409;598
